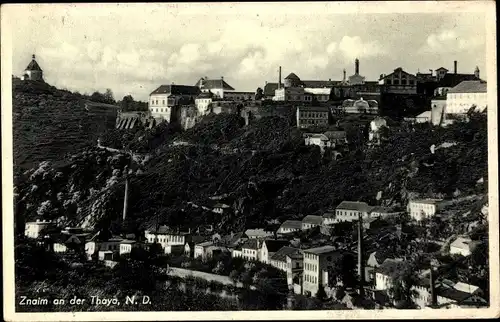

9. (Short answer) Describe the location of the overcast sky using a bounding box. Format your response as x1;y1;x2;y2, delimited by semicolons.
7;2;490;101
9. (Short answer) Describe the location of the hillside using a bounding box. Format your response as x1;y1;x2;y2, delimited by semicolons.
14;109;488;237
13;80;118;170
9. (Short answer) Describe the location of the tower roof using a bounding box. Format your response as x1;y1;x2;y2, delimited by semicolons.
25;54;43;71
284;72;301;81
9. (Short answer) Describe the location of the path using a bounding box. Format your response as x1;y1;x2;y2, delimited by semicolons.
167;267;256;290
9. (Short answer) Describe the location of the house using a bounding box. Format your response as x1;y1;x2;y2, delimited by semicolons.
21;54;44;81
449;236;480;257
260;239;290;264
446;80;487;114
322;210;337;226
53;233;88;254
274;86;305;102
296;106;330;129
195;76;235;99
303;87;331;102
239;239;261;261
270;246;303;287
144;225;190;253
184;236;207;257
335;201;372;222
323;130;348;146
374;258;405;291
119;240;147;256
244;228;274;239
276;220;302;235
220;232;245;249
434;61;481;92
436;285;487;308
194;92;213;116
24;219;55;239
415;110;432;123
263;82;279;100
303;133;331;152
301;215;323;230
194;241;214;260
212;203;231;214
98;250;118;261
149;85;200;122
407;199;446;221
378;67;418;94
164;244;186;256
302;246;343;296
85;237;123;260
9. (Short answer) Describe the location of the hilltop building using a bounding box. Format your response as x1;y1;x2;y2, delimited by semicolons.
21;54;44;82
148;85;200;122
194;76;235;98
445;80;487;114
378;67;418;95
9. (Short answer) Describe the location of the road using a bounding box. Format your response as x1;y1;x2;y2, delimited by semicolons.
167;267;256;290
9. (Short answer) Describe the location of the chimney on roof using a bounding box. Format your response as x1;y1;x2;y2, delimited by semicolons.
278;66;282;89
454;60;457;74
355;58;360;74
343;69;347;82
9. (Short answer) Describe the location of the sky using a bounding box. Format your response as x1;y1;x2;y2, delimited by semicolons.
6;2;490;101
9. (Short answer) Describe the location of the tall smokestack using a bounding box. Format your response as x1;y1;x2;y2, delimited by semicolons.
454;61;457;74
122;168;129;222
355;58;360;75
343;69;346;82
358;212;365;299
278;66;282;89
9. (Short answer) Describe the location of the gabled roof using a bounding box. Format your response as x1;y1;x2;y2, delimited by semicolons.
454;282;481;294
302;215;323;225
436;286;475;302
264;82;279;97
438;74;480;88
450;237;480;251
303;245;337;255
285;72;301;80
336;201;370;212
447;80;487;93
195;78;235;90
26;56;43;71
270;246;301;262
436;67;449;71
263;239;290;253
324;130;347;140
245;228;274;238
241;239;259;250
150;85;201;96
279;220;302;230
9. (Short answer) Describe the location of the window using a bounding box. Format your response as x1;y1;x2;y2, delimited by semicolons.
386;79;392;85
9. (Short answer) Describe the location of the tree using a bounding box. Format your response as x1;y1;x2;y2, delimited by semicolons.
387;261;419;309
255;87;264;100
120;95;135;111
104;88;115;104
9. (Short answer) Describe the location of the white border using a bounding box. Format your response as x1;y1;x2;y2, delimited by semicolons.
2;2;499;321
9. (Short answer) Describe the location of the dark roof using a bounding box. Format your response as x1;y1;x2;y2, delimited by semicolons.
375;259;405;278
222;232;244;246
302;80;336;88
436;286;473;302
264;83;279;96
448;80;487;93
297;106;330;112
197;92;213;99
270;246;301;262
194;78;235;90
279;220;302;230
436;67;449;71
150;85;201;96
437;74;480;88
241;239;259;250
336;201;370;212
302;215;323;225
26;56;43;71
285;72;301;80
324;131;346;140
263;239;289;252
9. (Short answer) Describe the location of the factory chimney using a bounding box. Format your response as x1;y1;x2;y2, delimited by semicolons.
357;212;365;299
355;58;360;75
278;66;282;89
343;69;346;82
429;264;438;307
454;60;457;74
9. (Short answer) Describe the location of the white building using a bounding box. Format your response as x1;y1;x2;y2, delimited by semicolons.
446;80;487;114
407;199;445;221
21;54;44;81
270;246;303;287
415;111;432;124
335;201;372;222
119;240;145;256
276;220;302;235
144;226;189;254
85;238;123;260
301;215;323;230
449;236;481;257
148;85;200;122
195;77;235;99
260;240;289;264
369;117;388;143
24;219;54;239
194;92;213;116
244;228;274;239
302;246;340;296
240;239;261;261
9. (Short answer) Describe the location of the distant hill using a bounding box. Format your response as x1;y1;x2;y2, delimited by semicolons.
13;80;119;170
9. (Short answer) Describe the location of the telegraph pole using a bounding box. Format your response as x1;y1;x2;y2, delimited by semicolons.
358;212;365;299
122;165;129;222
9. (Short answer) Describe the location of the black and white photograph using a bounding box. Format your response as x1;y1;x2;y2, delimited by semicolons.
1;2;498;321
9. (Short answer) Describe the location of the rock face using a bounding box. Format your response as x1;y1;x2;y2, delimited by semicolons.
13;81;118;170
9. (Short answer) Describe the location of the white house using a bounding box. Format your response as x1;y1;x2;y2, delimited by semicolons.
119;240;145;256
194;241;213;260
144;226;189;253
260;240;289;264
149;85;200;122
302;246;341;296
446;80;487;114
407;199;445;221
24;219;55;239
85;237;123;260
240;239;261;261
276;220;302;235
195;77;235;99
374;259;404;291
269;246;303;287
335;201;372;222
301;215;323;230
194;92;213;116
415;111;432;124
449;237;480;257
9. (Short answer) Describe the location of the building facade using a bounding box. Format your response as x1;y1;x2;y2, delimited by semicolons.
379;67;418;94
407;199;445;221
21;54;44;81
335;201;371;222
149;85;200;122
445;81;487;114
194;77;235;98
24;220;54;239
302;246;340;296
296;106;330;129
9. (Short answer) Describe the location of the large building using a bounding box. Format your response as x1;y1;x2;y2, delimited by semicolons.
445;80;487;114
407;199;446;221
194;76;235;98
378;67;418;94
302;246;341;296
21;54;44;81
148;85;200;122
296;106;330;129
